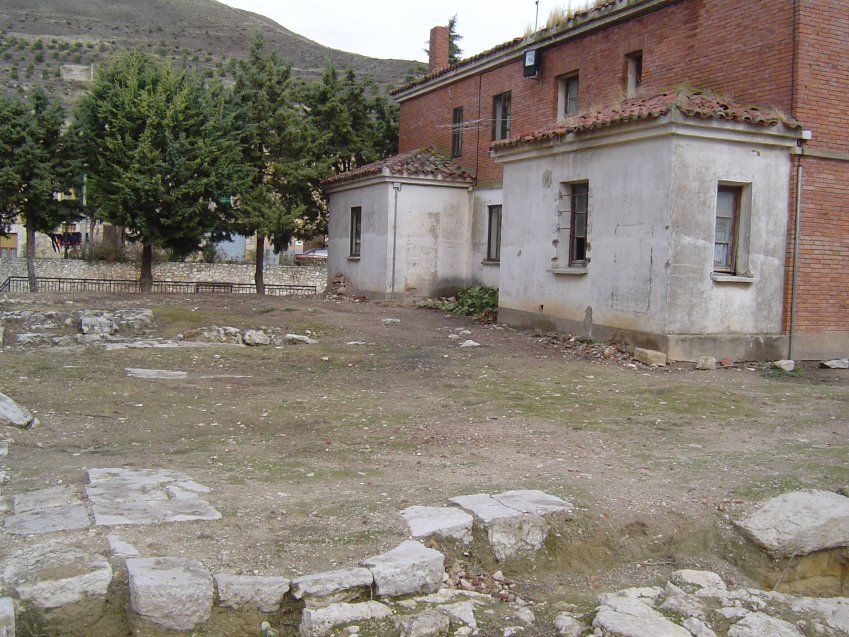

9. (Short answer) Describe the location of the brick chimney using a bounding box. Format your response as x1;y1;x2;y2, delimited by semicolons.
428;26;450;73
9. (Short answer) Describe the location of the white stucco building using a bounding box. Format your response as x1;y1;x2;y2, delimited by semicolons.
324;90;805;361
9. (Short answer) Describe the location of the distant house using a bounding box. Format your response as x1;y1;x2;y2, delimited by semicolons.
323;0;848;362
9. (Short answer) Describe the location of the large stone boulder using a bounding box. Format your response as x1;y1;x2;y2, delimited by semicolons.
243;330;271;346
362;541;444;598
291;567;374;608
299;601;392;637
0;392;39;429
3;542;112;609
735;490;849;557
127;557;213;631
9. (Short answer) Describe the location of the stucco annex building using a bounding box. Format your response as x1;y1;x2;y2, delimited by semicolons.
324;0;848;362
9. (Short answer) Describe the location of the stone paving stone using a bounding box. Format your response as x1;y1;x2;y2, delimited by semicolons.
127;557;213;631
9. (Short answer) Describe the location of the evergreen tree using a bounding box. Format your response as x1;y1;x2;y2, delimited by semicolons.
73;50;247;292
447;15;463;64
304;66;398;176
230;35;328;294
0;88;79;291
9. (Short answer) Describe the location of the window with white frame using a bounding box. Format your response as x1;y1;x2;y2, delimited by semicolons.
349;206;362;257
486;205;502;262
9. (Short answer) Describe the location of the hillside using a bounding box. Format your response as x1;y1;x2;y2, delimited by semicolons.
0;0;424;106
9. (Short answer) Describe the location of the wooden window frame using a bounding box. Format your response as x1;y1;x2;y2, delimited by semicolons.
486;204;502;262
559;73;580;118
568;182;589;266
492;92;512;141
626;51;643;97
713;185;741;274
451;107;463;158
349;206;362;258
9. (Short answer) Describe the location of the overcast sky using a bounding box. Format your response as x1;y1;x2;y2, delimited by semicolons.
219;1;589;62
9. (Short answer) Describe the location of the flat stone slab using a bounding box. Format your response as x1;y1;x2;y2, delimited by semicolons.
593;596;692;637
728;612;804;637
449;494;520;523
4;542;112;609
4;486;91;535
300;601;392;637
492;490;573;517
127;557;212;631
107;535;140;558
291;567;374;608
0;598;14;637
362;541;445;598
124;368;188;380
735;489;849;557
214;573;290;612
86;467;220;527
0;391;39;429
401;506;474;543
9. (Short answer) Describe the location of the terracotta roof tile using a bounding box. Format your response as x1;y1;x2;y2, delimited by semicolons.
491;90;803;151
322;148;475;188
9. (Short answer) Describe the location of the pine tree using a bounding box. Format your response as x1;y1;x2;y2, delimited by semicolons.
230;34;329;294
73;50;247;292
0;88;79;291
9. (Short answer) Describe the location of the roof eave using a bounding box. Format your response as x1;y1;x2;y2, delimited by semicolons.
392;0;678;102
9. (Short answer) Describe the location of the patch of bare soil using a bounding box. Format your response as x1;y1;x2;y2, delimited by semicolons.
1;292;847;634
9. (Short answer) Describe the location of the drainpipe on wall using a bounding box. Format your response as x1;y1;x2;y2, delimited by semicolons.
390;182;401;299
788;134;810;359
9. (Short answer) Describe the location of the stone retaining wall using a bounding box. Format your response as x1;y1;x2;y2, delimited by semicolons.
0;258;327;292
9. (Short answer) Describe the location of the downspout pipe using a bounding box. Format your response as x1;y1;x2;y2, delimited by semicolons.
390;182;401;299
788;152;804;360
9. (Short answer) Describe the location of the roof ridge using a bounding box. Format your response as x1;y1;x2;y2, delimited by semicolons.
322;147;475;188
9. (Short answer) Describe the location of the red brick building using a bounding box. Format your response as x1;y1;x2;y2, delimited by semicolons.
325;0;848;361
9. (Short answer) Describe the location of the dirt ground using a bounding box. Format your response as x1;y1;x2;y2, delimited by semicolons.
2;292;848;622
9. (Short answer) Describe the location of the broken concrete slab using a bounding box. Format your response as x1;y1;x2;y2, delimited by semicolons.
4;542;112;609
127;557;213;631
401;506;474;543
362;541;445;598
86;467;221;527
634;347;668;367
299;601;392;637
213;573;291;612
291;567;374;608
0;392;39;429
0;598;14;637
124;368;188;380
735;489;849;557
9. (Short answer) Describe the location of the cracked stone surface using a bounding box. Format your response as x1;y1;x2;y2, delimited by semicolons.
362;540;445;598
213;573;291;612
401;506;474;543
299;601;393;637
86;467;220;526
4;486;90;535
3;541;112;609
127;557;213;631
291;567;374;608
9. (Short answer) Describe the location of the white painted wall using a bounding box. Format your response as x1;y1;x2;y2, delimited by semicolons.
470;188;502;288
327;182;391;297
666;136;790;336
498;135;674;341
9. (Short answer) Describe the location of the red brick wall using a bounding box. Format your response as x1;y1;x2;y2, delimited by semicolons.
399;0;795;186
782;0;849;341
